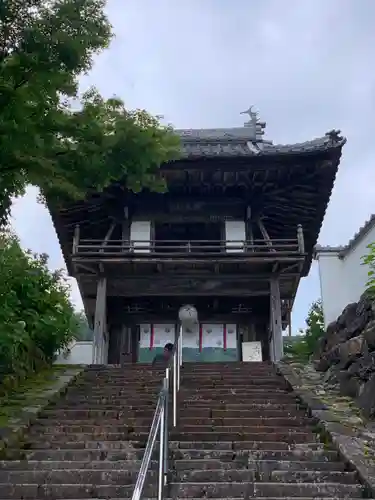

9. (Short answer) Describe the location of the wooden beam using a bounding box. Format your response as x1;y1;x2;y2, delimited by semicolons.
74;263;97;275
106;290;271;297
99;221;117;273
256;218;276;252
102;221;116;246
101;273;300;282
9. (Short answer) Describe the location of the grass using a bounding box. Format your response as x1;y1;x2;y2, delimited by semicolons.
0;365;71;427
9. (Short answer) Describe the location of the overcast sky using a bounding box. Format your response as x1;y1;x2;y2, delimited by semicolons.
11;0;375;332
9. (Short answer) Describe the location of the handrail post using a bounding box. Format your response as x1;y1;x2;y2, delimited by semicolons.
177;324;182;390
163;369;170;486
173;345;178;428
157;388;165;500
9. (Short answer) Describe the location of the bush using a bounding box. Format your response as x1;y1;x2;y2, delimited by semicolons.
362;242;375;295
284;299;325;361
73;311;93;341
0;230;78;389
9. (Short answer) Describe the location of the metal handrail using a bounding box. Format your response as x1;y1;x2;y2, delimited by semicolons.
131;326;183;500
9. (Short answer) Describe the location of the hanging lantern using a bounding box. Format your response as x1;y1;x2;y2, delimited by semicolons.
178;304;198;327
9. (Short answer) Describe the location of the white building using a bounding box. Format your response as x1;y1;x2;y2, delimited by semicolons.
314;215;375;328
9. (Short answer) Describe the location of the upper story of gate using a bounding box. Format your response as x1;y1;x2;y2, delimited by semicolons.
48;109;346;298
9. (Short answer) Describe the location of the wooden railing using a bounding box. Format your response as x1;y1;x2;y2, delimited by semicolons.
72;238;304;257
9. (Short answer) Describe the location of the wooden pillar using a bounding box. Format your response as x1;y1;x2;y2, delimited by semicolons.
72;224;80;254
270;278;283;362
245;206;254;251
93;277;107;364
120;324;132;365
122;207;130;252
297;224;305;254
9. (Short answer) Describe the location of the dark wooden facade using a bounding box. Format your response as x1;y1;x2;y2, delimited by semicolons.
49;114;346;364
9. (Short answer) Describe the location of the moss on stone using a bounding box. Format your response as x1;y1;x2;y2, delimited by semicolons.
0;365;68;426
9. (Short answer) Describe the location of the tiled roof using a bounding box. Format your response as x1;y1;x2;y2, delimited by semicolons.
315;214;375;258
176;127;346;158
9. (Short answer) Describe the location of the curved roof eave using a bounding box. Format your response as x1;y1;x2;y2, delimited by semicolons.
176;129;346;160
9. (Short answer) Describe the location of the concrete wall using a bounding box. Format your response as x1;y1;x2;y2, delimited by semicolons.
316;225;374;327
55;341;93;365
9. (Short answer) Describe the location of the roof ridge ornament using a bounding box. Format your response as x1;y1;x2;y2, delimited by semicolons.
325;129;344;144
240;106;266;141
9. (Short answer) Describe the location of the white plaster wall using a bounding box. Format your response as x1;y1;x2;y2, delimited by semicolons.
317;253;346;328
317;225;374;327
225;220;245;252
130;220;151;253
55;341;93;365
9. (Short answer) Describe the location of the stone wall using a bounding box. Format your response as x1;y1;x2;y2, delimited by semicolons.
315;292;375;418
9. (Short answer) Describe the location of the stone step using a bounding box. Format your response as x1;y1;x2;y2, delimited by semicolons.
0;481;364;498
163;482;364;498
176;469;357;483
0;498;365;500
210;408;306;418
25;440;322;451
182;379;285;386
59;396;160;404
179;402;301;410
28;424;315;436
7;458;349;474
268;470;357;484
175;459;346;472
180;391;294;399
1;364;362;500
82;371;277;379
77;377;285;386
20;447;339;463
0;469;149;484
39;408;306;419
66;386;289;395
86;362;270;369
32;416;312;428
179;416;312;427
172;448;340;461
4;467;351;486
60;393;294;403
49;402;302;411
51;400;157;408
0;460;152;471
26;430;317;443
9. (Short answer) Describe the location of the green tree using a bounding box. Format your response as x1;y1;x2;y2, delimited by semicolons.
73;310;93;341
0;0;180;224
0;230;78;385
284;299;325;360
362;242;375;294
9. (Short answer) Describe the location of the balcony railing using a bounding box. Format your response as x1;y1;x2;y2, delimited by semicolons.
72;238;304;257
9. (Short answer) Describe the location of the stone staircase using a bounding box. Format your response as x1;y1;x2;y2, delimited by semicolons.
0;362;371;499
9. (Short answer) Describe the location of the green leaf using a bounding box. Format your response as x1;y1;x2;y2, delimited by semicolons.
0;230;78;387
0;0;180;225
